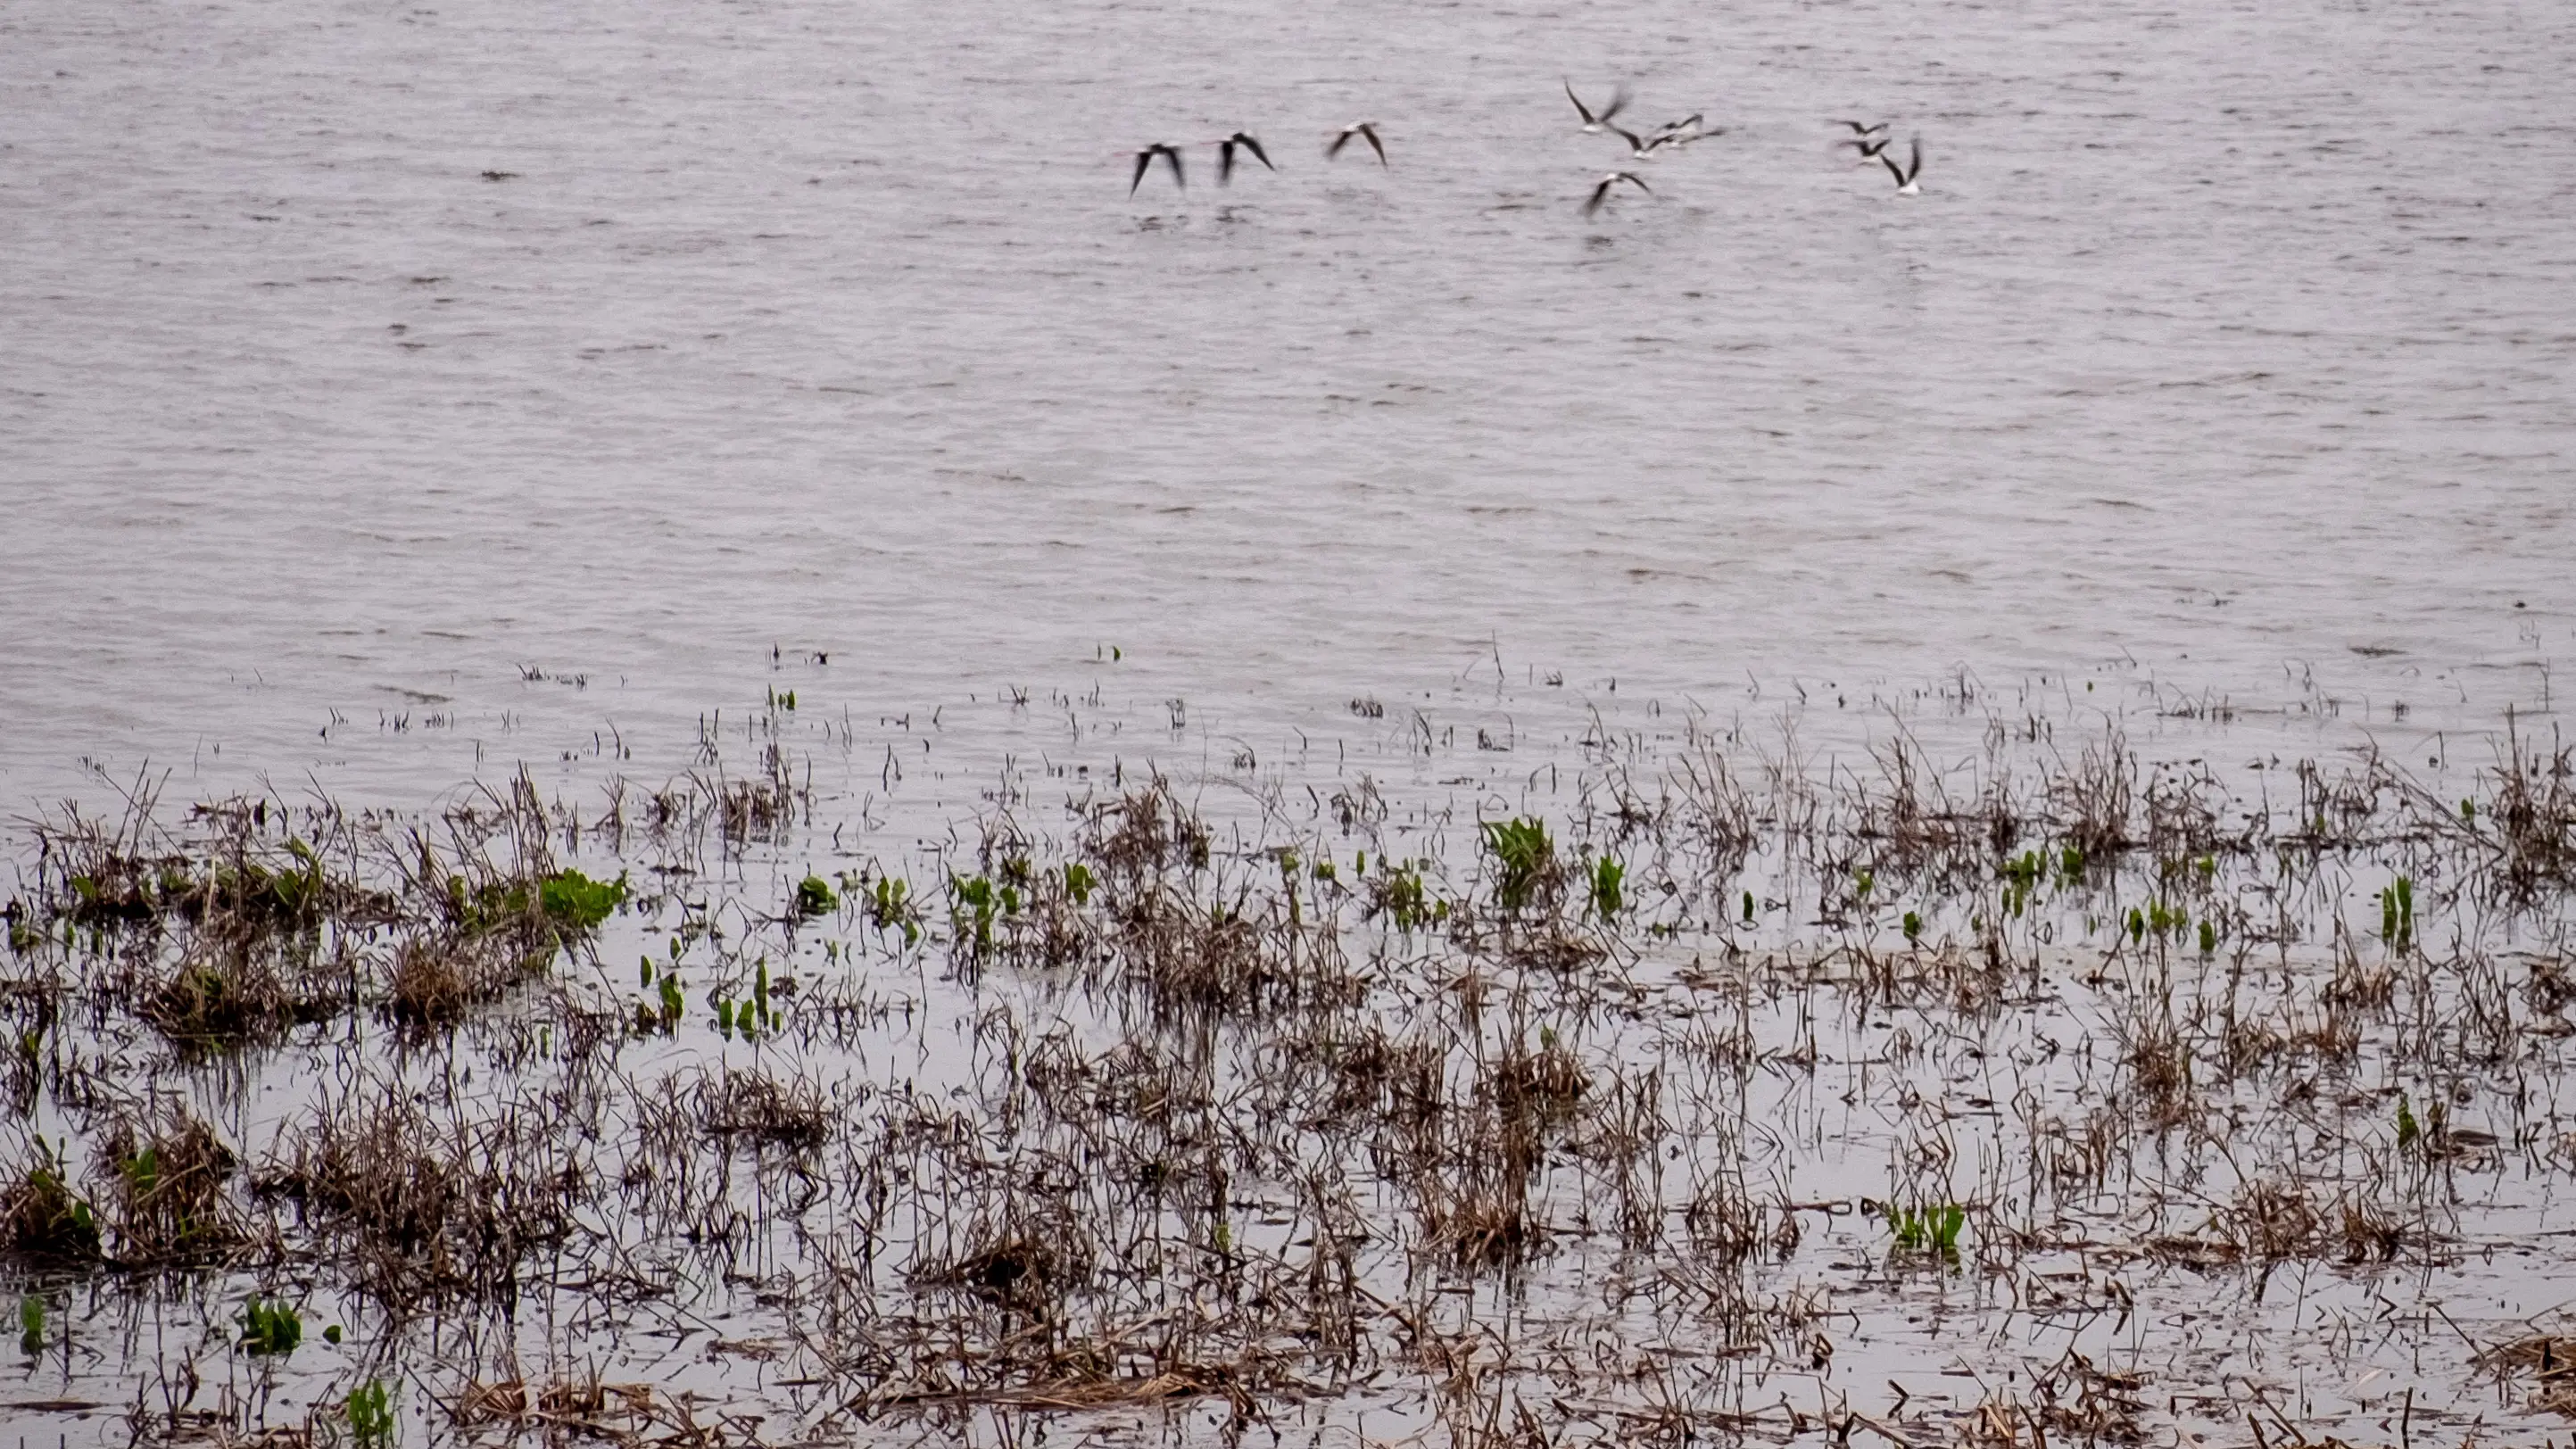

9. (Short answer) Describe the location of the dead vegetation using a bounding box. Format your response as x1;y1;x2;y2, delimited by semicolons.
3;1138;101;1263
251;1079;584;1310
95;1105;248;1266
0;698;2568;1448
2480;1334;2576;1417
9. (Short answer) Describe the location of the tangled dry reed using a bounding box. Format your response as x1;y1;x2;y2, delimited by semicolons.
0;698;2570;1448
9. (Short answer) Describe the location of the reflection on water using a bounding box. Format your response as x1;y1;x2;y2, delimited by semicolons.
3;685;2572;1445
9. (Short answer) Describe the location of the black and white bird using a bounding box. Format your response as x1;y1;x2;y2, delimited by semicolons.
1840;135;1892;161
1652;112;1722;145
1835;119;1890;139
1564;79;1630;135
1130;143;1186;195
1327;121;1387;165
1881;137;1924;195
1582;170;1652;216
1216;131;1273;184
1609;125;1675;161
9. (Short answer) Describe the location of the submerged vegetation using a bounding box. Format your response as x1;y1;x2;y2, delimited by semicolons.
0;688;2572;1445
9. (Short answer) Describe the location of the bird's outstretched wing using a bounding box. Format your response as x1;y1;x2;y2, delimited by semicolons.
1219;140;1237;184
1327;128;1353;158
1162;145;1186;188
1236;132;1273;170
1130;149;1152;196
1564;79;1595;125
1882;151;1907;186
1584;177;1614;215
1360;124;1386;165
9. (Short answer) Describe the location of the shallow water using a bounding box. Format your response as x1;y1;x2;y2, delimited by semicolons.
2;706;2573;1446
4;0;2576;1442
3;0;2572;810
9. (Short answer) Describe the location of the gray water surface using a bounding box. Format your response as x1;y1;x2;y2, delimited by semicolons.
3;0;2570;799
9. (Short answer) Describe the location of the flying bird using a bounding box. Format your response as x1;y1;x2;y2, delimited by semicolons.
1564;79;1630;135
1653;113;1721;145
1216;131;1273;184
1840;135;1893;161
1130;143;1185;195
1835;120;1889;138
1327;121;1387;165
1582;170;1652;216
1881;137;1924;194
1610;126;1675;162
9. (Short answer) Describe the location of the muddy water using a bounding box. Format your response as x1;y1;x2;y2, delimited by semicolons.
2;0;2571;809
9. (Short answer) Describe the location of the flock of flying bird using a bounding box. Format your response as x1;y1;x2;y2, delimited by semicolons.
1126;80;1926;215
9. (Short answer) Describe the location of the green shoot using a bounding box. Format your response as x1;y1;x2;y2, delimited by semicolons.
239;1297;302;1356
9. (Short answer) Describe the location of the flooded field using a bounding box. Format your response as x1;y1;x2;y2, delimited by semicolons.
6;0;2575;1440
5;677;2575;1446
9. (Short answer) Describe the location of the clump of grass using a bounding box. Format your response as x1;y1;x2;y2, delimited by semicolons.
98;1110;244;1265
938;1235;1066;1304
1105;889;1342;1016
866;874;923;945
2215;1177;2327;1262
1887;1202;1967;1259
537;868;625;932
346;1379;396;1448
37;789;386;943
2120;1015;2197;1130
1366;858;1445;932
1416;1102;1545;1272
2475;1334;2576;1416
1999;844;2040;911
1;1140;100;1263
60;861;170;925
2124;898;2188;942
1492;1031;1588;1124
793;874;840;919
950;874;1006;954
238;1296;302;1355
920;1201;1099;1316
1586;854;1624;920
387;937;473;1027
390;862;621;1029
255;1083;576;1309
1480;816;1557;914
386;932;534;1029
717;769;801;846
458;867;625;940
631;955;687;1035
137;943;331;1048
2379;874;2415;948
691;1068;830;1150
2050;732;2136;859
1082;782;1212;879
2489;716;2576;896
